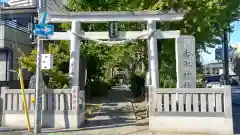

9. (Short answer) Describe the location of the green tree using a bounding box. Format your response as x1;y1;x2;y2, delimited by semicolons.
21;0;240;89
21;41;70;88
153;0;240;87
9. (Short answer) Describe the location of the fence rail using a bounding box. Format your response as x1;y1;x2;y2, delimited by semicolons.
149;87;233;135
1;88;85;113
0;20;29;33
1;87;86;128
150;88;232;117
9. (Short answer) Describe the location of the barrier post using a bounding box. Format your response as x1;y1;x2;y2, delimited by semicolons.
19;66;31;132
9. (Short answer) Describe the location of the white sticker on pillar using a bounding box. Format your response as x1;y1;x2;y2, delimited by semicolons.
79;90;85;112
176;35;196;88
72;86;79;112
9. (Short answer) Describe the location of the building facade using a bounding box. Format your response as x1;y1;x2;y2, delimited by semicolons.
0;1;33;81
0;19;33;81
0;0;67;82
204;62;235;76
8;0;68;12
8;0;37;7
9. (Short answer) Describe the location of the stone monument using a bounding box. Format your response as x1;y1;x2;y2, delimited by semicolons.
176;35;196;88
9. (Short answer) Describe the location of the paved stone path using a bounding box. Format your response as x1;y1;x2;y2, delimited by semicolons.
81;85;136;129
40;85;152;135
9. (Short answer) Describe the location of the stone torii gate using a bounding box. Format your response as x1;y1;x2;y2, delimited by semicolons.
42;11;185;127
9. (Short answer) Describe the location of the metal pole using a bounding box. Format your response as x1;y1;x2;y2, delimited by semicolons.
34;0;44;133
147;20;159;88
223;28;229;85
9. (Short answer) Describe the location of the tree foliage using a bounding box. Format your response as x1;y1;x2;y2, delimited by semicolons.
21;0;240;89
21;41;70;88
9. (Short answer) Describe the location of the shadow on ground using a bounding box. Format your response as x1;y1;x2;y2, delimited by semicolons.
37;121;149;134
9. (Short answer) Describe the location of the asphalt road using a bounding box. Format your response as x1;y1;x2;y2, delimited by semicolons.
232;88;240;134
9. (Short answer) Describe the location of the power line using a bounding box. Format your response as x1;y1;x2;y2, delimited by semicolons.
49;0;69;12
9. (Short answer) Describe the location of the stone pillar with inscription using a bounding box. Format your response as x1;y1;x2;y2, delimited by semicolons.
176;35;196;88
69;21;85;128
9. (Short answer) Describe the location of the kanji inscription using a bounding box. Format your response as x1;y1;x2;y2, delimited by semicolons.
182;81;191;88
183;48;192;58
183;60;192;67
176;36;196;88
183;71;192;80
72;86;79;112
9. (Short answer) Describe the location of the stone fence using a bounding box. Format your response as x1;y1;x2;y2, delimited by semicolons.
149;87;233;135
0;87;85;129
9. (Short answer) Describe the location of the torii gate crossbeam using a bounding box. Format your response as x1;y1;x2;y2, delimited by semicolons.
47;11;184;22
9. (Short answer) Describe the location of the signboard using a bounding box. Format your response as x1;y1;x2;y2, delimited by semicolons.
41;54;54;69
108;21;119;39
35;24;54;37
176;35;196;88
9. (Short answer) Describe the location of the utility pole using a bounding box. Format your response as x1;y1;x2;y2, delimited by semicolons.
223;28;229;85
34;0;44;133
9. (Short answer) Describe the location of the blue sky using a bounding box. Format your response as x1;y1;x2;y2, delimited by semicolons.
201;21;240;64
0;0;7;2
231;21;240;43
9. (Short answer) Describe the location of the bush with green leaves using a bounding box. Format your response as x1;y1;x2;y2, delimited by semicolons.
21;42;70;89
197;73;206;88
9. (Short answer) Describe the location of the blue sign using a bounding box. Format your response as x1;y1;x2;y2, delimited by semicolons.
34;24;54;37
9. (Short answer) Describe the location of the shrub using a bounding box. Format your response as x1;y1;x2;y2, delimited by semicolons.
197;73;206;88
159;73;176;88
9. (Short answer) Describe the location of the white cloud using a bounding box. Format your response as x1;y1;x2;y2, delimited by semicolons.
230;42;240;48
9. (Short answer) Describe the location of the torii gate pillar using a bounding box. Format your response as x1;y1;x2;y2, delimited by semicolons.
69;21;80;87
69;20;85;128
147;20;159;88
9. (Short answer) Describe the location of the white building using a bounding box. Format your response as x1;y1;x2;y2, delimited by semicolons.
204;62;235;75
8;0;67;12
8;0;37;7
204;62;222;75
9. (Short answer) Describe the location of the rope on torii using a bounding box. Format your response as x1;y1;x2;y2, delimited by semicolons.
67;30;157;45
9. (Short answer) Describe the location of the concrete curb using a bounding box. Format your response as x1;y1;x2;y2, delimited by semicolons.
0;127;12;132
